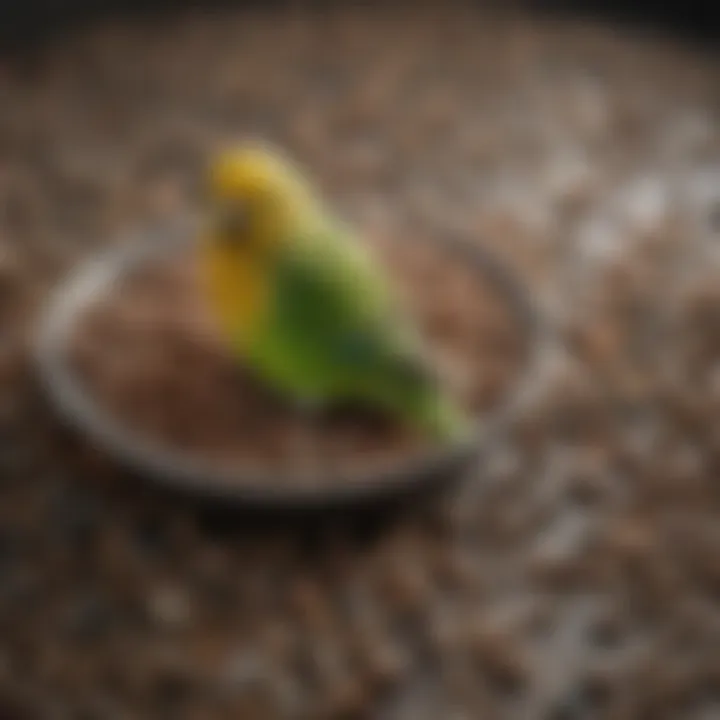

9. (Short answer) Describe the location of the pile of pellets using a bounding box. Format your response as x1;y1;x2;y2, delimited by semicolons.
68;233;521;484
0;4;719;718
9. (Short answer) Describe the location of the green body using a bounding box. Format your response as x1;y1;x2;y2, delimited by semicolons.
240;218;469;441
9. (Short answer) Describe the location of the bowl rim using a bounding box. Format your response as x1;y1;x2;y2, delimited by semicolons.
34;216;549;509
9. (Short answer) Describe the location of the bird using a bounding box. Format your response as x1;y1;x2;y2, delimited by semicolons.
199;142;470;442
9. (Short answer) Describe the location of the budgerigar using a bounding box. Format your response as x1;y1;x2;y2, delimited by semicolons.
200;144;470;442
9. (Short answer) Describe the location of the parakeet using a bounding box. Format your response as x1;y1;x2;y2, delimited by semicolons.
200;143;471;442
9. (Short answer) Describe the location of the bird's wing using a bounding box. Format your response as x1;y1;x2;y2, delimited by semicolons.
271;225;420;381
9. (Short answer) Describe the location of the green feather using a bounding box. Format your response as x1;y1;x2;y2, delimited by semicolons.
243;220;470;441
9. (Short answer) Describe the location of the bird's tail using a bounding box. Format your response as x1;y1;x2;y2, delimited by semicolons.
411;386;473;443
374;352;473;443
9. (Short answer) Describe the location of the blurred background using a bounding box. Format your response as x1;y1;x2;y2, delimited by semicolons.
0;1;719;718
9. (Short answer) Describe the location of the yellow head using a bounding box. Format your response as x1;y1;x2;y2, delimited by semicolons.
201;144;317;339
205;144;316;253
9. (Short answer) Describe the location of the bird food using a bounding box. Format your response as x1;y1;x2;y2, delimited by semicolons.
2;3;719;717
68;232;523;484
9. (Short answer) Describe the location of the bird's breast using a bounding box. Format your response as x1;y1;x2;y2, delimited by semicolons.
201;243;268;345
